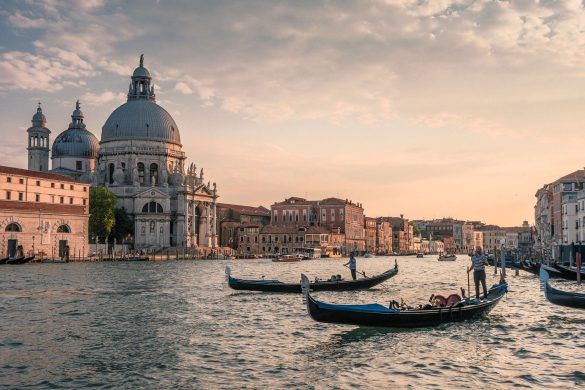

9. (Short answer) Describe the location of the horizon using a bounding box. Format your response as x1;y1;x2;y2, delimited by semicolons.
2;1;585;225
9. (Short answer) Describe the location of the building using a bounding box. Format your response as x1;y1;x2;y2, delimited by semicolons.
217;203;270;250
364;216;377;253
375;218;392;254
22;55;220;250
270;197;365;253
481;226;506;254
562;194;578;245
534;184;553;259
550;170;585;259
257;225;331;255
0;166;89;258
383;215;412;254
423;218;464;252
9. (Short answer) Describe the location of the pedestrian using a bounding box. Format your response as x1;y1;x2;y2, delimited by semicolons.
468;247;488;299
344;252;357;280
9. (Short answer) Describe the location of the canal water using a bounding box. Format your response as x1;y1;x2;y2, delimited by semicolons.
1;256;584;388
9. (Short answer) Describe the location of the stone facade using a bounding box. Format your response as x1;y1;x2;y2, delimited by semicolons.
217;203;270;250
24;56;220;250
0;166;89;258
375;219;392;254
364;216;377;253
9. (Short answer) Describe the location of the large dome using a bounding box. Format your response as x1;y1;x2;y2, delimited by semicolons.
52;128;99;158
101;100;181;145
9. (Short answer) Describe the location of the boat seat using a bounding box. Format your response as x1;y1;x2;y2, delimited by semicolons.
431;294;462;308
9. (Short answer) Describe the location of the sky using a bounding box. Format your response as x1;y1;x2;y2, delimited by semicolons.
1;0;585;226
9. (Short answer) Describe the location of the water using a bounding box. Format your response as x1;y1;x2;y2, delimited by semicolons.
1;256;585;389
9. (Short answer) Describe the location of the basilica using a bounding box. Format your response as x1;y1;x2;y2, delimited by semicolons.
25;55;219;250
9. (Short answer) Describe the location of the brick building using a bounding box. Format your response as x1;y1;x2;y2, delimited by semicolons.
0;166;89;259
270;197;365;253
382;216;412;254
376;218;392;255
364;216;377;253
217;203;270;250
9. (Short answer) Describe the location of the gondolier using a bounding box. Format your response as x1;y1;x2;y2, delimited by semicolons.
344;253;357;280
468;247;488;299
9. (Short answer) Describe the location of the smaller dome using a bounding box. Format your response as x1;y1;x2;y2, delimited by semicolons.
52;129;99;158
33;107;46;123
132;54;151;78
133;66;151;78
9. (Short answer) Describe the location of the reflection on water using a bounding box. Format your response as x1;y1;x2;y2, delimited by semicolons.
1;256;585;388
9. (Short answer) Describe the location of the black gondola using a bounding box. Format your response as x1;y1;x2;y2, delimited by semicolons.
552;264;585;281
541;264;564;278
226;261;398;293
301;274;507;328
540;268;585;309
6;255;35;265
519;260;541;275
0;256;9;265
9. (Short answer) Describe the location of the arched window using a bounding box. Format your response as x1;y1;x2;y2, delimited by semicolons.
5;223;21;232
109;163;115;184
137;163;145;185
57;224;71;233
149;163;158;185
142;201;163;213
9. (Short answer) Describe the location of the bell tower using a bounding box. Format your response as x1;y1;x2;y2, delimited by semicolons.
27;103;51;172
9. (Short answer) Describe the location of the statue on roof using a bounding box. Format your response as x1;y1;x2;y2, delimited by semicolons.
140;54;144;67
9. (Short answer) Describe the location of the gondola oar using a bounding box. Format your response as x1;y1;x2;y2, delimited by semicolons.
344;264;366;278
467;267;471;302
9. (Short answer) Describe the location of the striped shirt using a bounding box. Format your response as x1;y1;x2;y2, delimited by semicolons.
471;254;487;271
348;257;356;270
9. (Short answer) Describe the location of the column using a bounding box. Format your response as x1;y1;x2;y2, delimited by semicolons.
212;201;218;248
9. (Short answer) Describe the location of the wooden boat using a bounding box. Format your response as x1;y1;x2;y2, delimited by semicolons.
6;255;35;265
438;254;457;261
540;268;585;309
541;264;564;278
272;255;302;263
226;261;398;293
301;276;507;328
519;260;541;275
552;264;585;281
0;256;9;265
416;253;424;258
125;256;150;261
363;253;374;258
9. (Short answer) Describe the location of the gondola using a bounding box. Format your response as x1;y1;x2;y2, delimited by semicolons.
541;264;564;278
226;261;398;293
438;254;457;261
0;256;9;265
6;255;35;265
552;264;585;281
125;256;150;261
518;260;541;275
540;268;585;309
301;274;507;328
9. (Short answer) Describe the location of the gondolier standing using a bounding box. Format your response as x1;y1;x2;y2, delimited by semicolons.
344;253;357;280
468;247;488;299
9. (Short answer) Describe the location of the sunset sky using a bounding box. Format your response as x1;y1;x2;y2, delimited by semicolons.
1;0;585;225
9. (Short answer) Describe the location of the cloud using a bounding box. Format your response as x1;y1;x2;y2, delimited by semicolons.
80;90;125;106
174;82;194;95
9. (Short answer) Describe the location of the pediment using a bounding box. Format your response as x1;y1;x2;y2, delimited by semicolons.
194;184;215;197
133;187;169;200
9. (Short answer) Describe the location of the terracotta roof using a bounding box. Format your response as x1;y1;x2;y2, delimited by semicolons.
0;200;86;214
216;203;270;216
556;169;585;183
0;165;84;184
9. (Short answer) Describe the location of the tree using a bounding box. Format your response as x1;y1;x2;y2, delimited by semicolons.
410;221;421;237
89;186;117;243
110;207;134;244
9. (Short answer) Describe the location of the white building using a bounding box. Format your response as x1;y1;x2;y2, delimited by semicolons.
24;55;219;250
562;194;578;245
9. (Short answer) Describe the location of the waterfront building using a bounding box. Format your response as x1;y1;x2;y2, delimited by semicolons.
257;225;331;256
561;194;578;245
0;165;89;258
22;55;220;250
413;235;421;253
550;170;585;259
577;190;585;243
270;197;365;253
423;218;464;252
375;219;392;255
481;226;506;254
364;216;377;253
217;203;270;250
382;215;412;254
534;184;553;259
462;222;474;252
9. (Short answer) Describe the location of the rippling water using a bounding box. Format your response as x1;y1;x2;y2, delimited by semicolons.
1;256;585;388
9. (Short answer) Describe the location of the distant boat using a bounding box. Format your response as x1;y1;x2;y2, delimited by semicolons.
416;253;424;258
272;255;302;263
438;254;457;261
6;255;35;265
364;253;375;258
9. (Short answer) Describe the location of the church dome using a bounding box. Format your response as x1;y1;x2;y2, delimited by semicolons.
52;101;99;158
101;100;181;145
100;54;181;146
32;105;46;125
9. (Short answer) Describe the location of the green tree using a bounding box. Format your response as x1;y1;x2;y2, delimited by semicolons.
410;222;421;237
110;207;134;244
89;186;117;243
